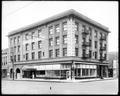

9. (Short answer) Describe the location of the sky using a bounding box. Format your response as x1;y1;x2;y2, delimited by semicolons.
2;1;118;52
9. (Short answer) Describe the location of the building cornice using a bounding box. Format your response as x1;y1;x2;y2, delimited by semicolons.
8;9;110;37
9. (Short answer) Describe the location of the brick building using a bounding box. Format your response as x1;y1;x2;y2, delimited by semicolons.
2;48;9;78
7;9;110;80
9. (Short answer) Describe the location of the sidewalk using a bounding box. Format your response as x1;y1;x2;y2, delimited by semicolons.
2;77;115;83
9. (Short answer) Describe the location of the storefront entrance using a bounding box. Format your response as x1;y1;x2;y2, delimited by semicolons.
16;68;20;79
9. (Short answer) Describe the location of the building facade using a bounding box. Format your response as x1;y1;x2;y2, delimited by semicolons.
8;9;110;80
2;48;9;78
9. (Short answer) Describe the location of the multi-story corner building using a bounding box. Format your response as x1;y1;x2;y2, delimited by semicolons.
7;9;110;80
2;48;9;78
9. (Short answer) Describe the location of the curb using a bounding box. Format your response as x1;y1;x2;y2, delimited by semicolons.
2;78;115;83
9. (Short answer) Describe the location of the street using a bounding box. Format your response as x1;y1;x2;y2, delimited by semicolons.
2;78;118;94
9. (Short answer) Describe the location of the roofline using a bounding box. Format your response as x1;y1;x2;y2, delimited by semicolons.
8;9;110;37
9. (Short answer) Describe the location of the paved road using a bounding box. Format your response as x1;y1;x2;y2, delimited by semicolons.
2;79;118;94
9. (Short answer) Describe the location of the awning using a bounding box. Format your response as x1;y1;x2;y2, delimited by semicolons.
22;66;36;70
34;64;61;70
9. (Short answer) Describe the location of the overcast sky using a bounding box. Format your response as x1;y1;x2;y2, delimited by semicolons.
2;1;118;52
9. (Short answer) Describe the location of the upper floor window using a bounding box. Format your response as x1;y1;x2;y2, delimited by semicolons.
25;43;29;51
89;27;92;36
14;37;17;44
32;42;35;50
49;26;53;35
104;54;107;60
18;55;20;61
75;35;78;44
55;24;60;33
63;35;67;44
89;39;92;47
18;45;20;52
38;41;42;49
63;48;67;56
38;29;42;38
32;52;35;60
18;36;20;43
31;32;35;39
55;49;60;57
25;53;29;60
14;46;16;52
55;37;60;45
14;55;16;62
95;41;97;48
89;50;92;58
75;22;79;31
25;33;29;40
95;52;97;59
49;50;53;58
95;30;97;37
75;48;78;56
38;51;42;59
82;25;86;32
63;22;67;31
49;38;53;46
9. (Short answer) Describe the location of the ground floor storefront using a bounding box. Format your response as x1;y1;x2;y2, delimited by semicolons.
2;69;8;78
10;61;109;80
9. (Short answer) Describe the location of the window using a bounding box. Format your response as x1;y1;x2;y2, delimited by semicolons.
49;26;53;35
32;52;35;60
63;48;67;56
18;36;20;43
55;24;60;33
49;50;53;58
18;55;20;61
63;22;67;31
49;38;53;46
95;30;97;37
26;53;29;60
55;49;60;57
18;45;20;52
82;25;86;32
14;46;16;52
89;27;92;36
104;54;106;60
75;35;78;44
38;41;42;49
95;52;97;59
32;42;35;50
55;37;60;45
75;22;79;31
14;55;16;62
63;35;67;44
10;56;13;62
43;52;44;56
75;48;78;56
38;51;42;59
14;37;17;44
83;49;86;55
25;43;29;51
25;33;29;40
95;41;97;48
38;29;42;38
31;32;35;39
89;50;92;58
89;39;91;47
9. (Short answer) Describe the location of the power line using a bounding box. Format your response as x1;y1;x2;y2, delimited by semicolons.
3;1;35;18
